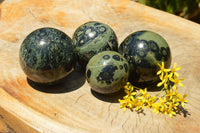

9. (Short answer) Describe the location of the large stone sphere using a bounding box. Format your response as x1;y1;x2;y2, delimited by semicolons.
86;51;129;94
72;21;118;68
19;27;76;84
119;30;171;86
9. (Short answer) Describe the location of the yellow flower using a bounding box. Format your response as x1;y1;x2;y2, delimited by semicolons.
124;82;133;92
135;100;144;111
164;106;176;117
152;103;160;114
119;99;128;111
169;63;181;78
119;97;133;111
140;88;149;98
157;62;170;78
165;89;174;100
172;89;179;96
146;96;156;108
126;82;130;85
119;62;187;118
124;91;137;100
158;97;167;112
177;94;188;107
157;72;169;87
160;71;169;81
164;83;169;89
170;99;179;110
170;76;184;90
138;88;151;105
130;98;138;108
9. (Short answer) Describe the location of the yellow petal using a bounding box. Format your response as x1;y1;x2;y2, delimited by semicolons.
164;69;171;72
172;111;176;115
157;82;163;87
162;62;164;67
119;105;124;109
169;77;175;82
178;83;184;87
153;108;157;113
174;72;180;77
175;66;181;71
169;111;176;117
132;92;137;95
166;90;170;94
159;97;163;102
173;63;177;68
169;113;173;117
124;85;128;89
183;94;187;98
175;102;179;106
181;102;185;107
157;70;162;75
172;85;177;90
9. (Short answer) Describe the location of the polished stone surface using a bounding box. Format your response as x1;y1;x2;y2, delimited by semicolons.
19;27;76;84
86;51;129;94
119;30;171;85
72;21;118;68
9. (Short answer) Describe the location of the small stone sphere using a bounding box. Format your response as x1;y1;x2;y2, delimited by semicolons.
119;30;171;85
86;51;129;94
19;27;76;84
72;21;118;68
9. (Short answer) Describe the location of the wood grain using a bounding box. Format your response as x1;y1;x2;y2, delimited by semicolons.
0;0;200;132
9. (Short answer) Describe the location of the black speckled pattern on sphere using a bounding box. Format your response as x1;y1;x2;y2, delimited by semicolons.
19;27;76;84
119;30;171;85
86;51;129;94
72;21;118;68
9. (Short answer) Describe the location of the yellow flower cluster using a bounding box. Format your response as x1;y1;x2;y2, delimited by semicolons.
119;62;188;117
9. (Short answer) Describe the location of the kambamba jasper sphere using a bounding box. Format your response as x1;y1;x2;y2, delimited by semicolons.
119;30;171;86
86;51;129;94
72;21;118;68
19;27;76;84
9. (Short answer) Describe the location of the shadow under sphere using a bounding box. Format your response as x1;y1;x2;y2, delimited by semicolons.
91;89;126;103
27;66;86;93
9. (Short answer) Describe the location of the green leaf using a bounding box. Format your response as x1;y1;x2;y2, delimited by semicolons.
138;0;147;4
137;0;200;17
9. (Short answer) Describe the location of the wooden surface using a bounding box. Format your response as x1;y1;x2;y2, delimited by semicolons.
0;0;200;132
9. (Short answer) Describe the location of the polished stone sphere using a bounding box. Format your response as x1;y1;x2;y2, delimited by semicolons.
119;30;171;85
72;21;118;68
86;51;129;94
19;27;76;84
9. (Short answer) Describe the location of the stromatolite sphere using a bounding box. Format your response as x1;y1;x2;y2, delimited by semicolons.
119;30;171;86
19;27;76;84
72;21;118;68
86;51;129;94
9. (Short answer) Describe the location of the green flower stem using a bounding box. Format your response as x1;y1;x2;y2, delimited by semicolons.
154;87;166;102
132;86;143;90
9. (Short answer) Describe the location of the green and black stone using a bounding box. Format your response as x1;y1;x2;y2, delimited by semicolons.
86;51;129;94
72;21;118;68
19;27;76;84
119;30;171;86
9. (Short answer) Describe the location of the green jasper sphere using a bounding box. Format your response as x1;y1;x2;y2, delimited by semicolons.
119;30;171;85
86;51;129;94
72;21;118;68
19;27;76;84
